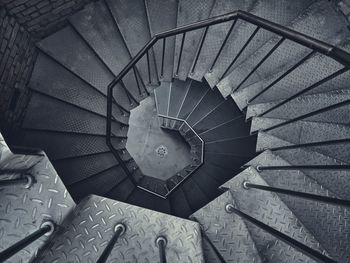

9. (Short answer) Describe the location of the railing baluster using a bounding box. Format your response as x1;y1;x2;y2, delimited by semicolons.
175;32;186;76
0;221;55;262
248;50;316;104
242;181;350;207
97;223;126;263
146;50;152;84
234;37;285;92
161;38;166;78
120;80;133;105
225;204;336;263
190;26;209;74
0;174;33;189
210;19;238;71
258;67;349;117
255;164;350;171
221;26;260;79
156;236;167;263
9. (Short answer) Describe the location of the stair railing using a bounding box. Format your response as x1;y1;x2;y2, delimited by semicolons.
106;10;350;198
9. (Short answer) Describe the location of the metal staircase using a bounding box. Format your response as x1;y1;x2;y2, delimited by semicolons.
1;0;350;262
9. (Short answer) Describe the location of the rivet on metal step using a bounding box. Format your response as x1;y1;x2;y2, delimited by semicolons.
24;174;34;189
114;223;126;236
225;203;234;213
256;165;262;172
242;181;250;190
156;236;167;263
41;220;55;236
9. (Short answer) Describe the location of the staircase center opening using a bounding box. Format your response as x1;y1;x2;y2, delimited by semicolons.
126;93;192;180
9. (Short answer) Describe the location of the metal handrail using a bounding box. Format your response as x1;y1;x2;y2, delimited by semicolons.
106;10;350;198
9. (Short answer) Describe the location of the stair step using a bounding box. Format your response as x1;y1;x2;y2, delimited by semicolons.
174;0;215;80
106;0;158;86
145;0;178;81
70;1;145;102
246;151;350;262
246;89;350;120
154;81;171;116
69;165;128;201
205;0;318;89
0;149;75;263
205;136;257;157
191;191;262;263
105;178;136;201
30;52;128;124
182;177;211;215
177;80;209;120
167;79;192;118
189;0;257;82
20;131;125;160
222;167;328;262
200;236;225;263
35;195;204;262
192;97;242;134
217;0;348;98
170;187;193;218
23;93;128;136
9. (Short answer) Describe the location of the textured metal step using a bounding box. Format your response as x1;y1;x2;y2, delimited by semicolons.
30;52;128;124
20;131;125;161
191;191;262;263
205;0;318;89
222;167;327;262
70;1;145;102
217;0;348;97
0;150;75;263
38;26;134;111
145;0;178;81
68;165;128;201
246;89;350;119
23;93;128;136
246;151;350;262
189;0;257;81
181;87;223;133
192;97;242;134
205;136;257;157
182;177;211;214
154;81;171;117
170;187;193;218
200;116;250;142
167;79;192;118
200;236;224;263
177;80;209;120
0;133;43;171
35;195;204;262
174;0;215;80
106;0;159;86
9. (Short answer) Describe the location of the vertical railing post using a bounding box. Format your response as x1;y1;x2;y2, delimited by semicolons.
156;236;167;263
175;32;186;76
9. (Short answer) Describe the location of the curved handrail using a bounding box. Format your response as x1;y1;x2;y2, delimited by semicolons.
106;9;350;197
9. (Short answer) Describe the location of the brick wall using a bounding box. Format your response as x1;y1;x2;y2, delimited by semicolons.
0;0;95;38
0;8;36;142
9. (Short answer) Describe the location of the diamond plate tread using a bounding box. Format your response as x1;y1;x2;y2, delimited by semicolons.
30;52;128;124
145;0;178;81
189;0;258;82
191;191;262;263
69;1;145;103
182;87;224;133
174;0;215;80
23;93;128;137
170;187;193;218
106;0;159;85
38;27;133;111
221;167;328;262
247;152;350;262
306;142;350;165
251;116;350;144
177;80;209;120
168;79;192;118
36;195;204;263
20;131;126;161
0;134;43;171
68;165;128;202
200;236;224;263
216;0;348;97
255;130;293;151
198;115;249;142
154;81;171;116
126;187;172;214
0;152;75;263
246;89;350;120
192;97;242;135
205;136;257;158
204;0;318;89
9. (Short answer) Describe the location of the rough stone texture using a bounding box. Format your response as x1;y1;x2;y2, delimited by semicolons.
0;8;36;142
0;0;96;38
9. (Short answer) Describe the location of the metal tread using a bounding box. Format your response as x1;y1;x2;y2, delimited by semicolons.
167;79;192;118
35;195;204;262
222;167;328;262
154;81;171;116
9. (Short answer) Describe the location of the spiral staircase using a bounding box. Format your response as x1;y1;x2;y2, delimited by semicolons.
1;0;350;262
